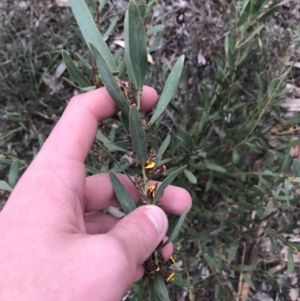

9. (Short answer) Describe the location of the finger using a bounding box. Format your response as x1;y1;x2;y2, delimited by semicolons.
36;86;158;163
107;205;168;265
84;212;118;234
84;173;192;215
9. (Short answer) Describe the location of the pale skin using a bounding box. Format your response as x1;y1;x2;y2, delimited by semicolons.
0;86;192;301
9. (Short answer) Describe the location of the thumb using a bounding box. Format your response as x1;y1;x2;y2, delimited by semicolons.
108;205;168;265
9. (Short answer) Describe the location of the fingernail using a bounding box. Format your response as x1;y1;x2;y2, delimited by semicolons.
143;205;166;235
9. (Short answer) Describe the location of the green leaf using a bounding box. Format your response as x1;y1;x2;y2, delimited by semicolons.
184;169;197;184
252;0;271;17
99;0;108;11
242;273;255;290
149;55;185;126
145;0;156;17
154;274;171;301
153;165;187;205
62;77;81;89
173;273;192;288
241;0;251;15
278;224;300;234
129;105;148;166
109;172;136;214
238;264;256;271
239;45;252;64
76;53;92;70
287;248;295;273
156;135;171;165
8;160;19;187
71;25;85;44
148;30;164;53
124;0;148;99
62;51;91;87
237;12;248;27
147;24;165;36
228;240;239;263
0;180;13;192
164;206;188;246
88;0;97;12
203;254;217;268
241;25;264;47
267;78;279;97
81;86;96;92
214;283;222;300
286;114;300;125
150;284;160;301
90;43;129;116
97;143;134;184
232;150;240;164
204;161;226;173
103;16;118;41
293;160;300;177
258;5;280;22
69;0;116;72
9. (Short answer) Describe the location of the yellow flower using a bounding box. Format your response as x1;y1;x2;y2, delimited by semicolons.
169;256;176;264
145;160;156;169
147;185;156;198
166;272;175;282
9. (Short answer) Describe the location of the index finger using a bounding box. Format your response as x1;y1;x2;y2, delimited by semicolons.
37;86;158;163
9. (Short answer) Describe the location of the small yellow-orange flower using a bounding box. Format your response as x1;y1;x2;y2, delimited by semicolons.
145;160;156;169
147;185;156;198
169;256;176;264
166;272;175;282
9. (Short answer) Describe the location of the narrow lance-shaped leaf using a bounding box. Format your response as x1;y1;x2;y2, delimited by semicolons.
62;51;91;88
71;25;85;44
103;16;118;41
148;30;164;53
145;0;156;17
150;285;160;301
228;240;239;263
241;0;251;15
173;273;192;288
8;161;19;187
149;55;185;126
129;105;148;166
99;0;108;12
147;24;165;36
109;172;136;214
154;274;171;301
69;0;116;72
267;78;279;98
184;169;197;184
124;0;148;102
63;77;81;89
0;180;13;192
90;43;129;116
240;25;264;47
287;248;295;273
153;165;187;205
76;52;92;70
204;160;226;173
163;206;188;246
242;273;255;290
97;143;135;186
155;135;170;165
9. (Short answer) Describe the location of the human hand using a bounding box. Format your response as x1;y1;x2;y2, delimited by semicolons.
0;87;192;301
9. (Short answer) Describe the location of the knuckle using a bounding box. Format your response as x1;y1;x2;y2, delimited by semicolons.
122;219;154;254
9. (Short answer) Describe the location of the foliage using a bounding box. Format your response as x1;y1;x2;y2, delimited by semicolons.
68;0;188;298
